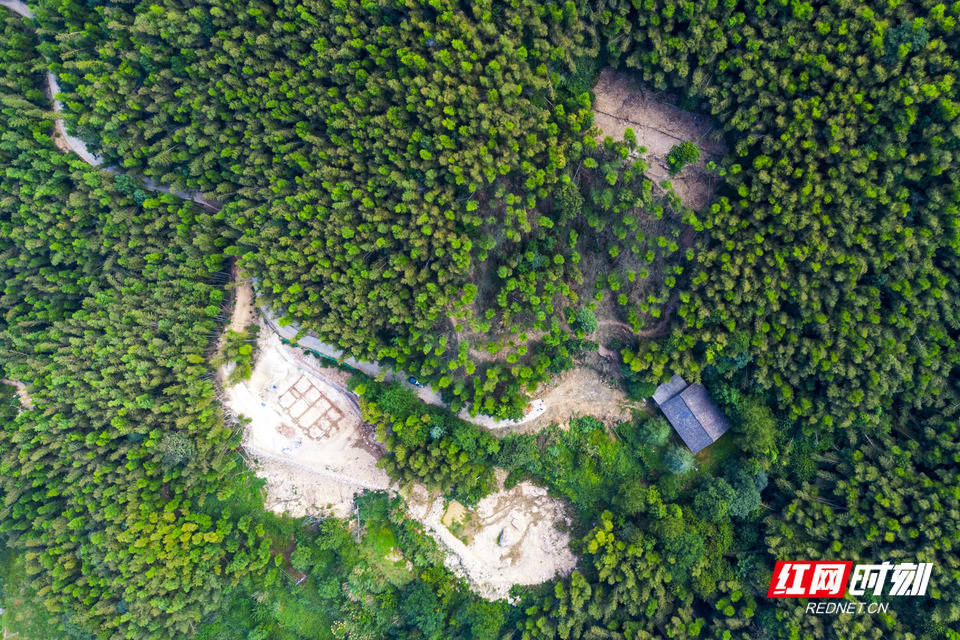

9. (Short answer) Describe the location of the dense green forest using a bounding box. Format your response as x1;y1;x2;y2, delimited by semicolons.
1;0;959;639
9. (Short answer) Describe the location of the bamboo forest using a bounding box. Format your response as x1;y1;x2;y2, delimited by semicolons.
0;0;958;639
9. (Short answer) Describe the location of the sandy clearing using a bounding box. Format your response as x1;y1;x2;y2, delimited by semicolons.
405;470;576;601
243;452;381;519
1;379;33;409
592;68;727;210
495;368;640;436
223;332;576;598
222;330;390;518
229;277;255;333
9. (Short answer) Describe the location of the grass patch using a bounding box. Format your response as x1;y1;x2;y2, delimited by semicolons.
694;433;737;477
1;547;84;640
358;502;415;587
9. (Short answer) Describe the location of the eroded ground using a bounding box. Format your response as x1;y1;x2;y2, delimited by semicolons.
592;68;727;210
221;328;577;597
405;471;577;600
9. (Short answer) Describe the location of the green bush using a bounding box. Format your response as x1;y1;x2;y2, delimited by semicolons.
638;415;672;447
663;444;694;474
666;141;700;175
571;307;598;335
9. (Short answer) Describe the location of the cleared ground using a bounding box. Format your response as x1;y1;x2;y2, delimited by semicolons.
404;471;577;600
494;367;641;435
592;68;726;210
222;330;387;518
221;328;576;598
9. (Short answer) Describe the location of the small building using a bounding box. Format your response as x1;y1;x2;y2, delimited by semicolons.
653;375;730;454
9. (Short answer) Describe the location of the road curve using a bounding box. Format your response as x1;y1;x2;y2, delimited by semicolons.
3;0;219;210
2;0;545;429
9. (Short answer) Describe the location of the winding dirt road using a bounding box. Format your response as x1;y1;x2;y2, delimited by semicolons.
3;0;646;432
3;0;218;209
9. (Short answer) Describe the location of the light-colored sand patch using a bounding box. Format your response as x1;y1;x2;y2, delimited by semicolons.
222;329;390;517
245;453;377;519
592;68;727;210
405;471;576;600
1;379;33;410
229;277;255;333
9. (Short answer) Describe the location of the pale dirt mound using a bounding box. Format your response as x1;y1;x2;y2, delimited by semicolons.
1;379;33;409
592;68;727;210
222;329;390;518
405;470;576;601
494;367;640;435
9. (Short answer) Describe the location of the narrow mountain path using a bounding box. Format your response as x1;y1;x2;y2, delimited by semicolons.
3;0;219;209
2;0;643;432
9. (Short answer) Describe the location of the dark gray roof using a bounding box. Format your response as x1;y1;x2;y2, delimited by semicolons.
660;395;714;453
653;375;688;406
680;385;731;441
653;379;731;454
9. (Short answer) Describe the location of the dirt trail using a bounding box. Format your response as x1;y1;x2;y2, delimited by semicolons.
262;308;550;430
1;379;33;409
495;368;640;436
228;276;255;332
592;68;727;210
213;269;256;384
2;0;221;210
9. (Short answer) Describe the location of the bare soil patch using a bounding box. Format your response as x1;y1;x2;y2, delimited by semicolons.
592;68;727;210
229;275;255;333
222;330;389;519
1;379;33;409
493;367;639;436
405;470;576;601
222;329;576;599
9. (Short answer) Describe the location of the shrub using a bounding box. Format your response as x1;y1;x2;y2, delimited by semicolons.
156;433;196;467
663;444;694;474
571;307;598;335
639;415;672;447
666;141;700;175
